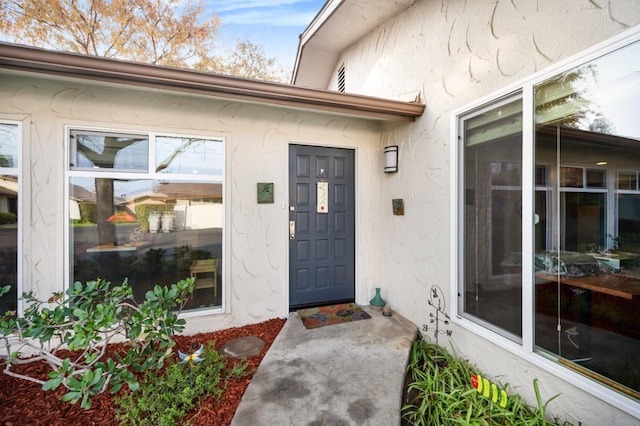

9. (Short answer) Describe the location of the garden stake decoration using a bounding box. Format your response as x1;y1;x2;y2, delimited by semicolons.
179;341;204;385
422;284;452;345
471;374;509;408
179;342;204;366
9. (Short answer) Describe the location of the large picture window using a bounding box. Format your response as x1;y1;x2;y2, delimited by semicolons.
0;122;19;316
456;37;640;403
533;40;640;396
68;129;224;312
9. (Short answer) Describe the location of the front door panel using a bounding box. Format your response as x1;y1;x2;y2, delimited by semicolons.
289;145;355;309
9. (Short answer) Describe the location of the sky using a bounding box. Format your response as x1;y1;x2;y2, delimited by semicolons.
205;0;327;71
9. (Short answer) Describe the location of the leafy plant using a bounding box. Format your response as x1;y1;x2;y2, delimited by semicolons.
0;212;17;224
114;341;249;426
402;339;577;425
0;277;195;409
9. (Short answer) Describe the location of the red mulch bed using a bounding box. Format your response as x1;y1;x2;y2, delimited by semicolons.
0;318;286;426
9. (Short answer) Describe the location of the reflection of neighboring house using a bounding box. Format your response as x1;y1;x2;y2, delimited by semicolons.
69;181;224;227
68;198;81;221
125;183;224;229
69;183;97;221
0;176;17;214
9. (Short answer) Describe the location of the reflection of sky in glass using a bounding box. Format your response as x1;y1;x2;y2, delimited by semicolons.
578;41;640;139
0;123;18;168
156;137;223;176
75;134;148;170
71;177;155;197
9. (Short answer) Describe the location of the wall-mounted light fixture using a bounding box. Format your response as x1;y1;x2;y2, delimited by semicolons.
384;145;399;173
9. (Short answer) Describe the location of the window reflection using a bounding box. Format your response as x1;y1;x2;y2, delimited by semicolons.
68;130;224;312
0;175;18;315
156;136;223;175
70;130;148;171
0;122;19;315
462;97;523;340
70;178;222;310
534;41;640;395
0;124;19;168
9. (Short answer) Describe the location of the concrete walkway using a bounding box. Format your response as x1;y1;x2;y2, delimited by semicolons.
231;305;418;426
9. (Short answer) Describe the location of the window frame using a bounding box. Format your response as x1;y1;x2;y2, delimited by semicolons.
64;125;226;317
451;27;640;417
456;92;524;342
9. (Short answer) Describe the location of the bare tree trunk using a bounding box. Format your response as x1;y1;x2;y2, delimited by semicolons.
96;178;116;244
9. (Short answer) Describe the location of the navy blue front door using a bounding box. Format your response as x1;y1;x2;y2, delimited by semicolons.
289;145;355;308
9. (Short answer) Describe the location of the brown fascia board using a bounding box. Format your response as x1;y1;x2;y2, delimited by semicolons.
0;43;424;122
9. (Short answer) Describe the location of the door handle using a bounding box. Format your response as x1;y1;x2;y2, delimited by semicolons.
289;220;295;240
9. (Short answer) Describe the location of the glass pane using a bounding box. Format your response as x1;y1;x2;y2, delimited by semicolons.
535;165;548;187
585;168;605;188
534;40;640;395
463;97;523;339
618;171;637;190
156;136;223;175
535;190;548;251
71;131;148;171
561;192;606;252
618;194;640;253
0;123;19;168
0;175;18;315
560;166;583;188
70;177;223;311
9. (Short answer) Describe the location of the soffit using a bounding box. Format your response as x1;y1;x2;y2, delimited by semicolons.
0;42;424;122
292;0;415;88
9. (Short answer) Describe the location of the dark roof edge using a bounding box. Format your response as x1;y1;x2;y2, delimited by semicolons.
0;42;424;122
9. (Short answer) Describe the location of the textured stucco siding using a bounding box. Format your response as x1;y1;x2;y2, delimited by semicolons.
0;71;384;334
329;0;640;423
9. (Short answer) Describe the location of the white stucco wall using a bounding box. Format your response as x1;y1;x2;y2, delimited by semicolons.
324;0;640;423
0;71;389;333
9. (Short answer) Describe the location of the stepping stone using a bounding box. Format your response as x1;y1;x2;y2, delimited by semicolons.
219;335;265;358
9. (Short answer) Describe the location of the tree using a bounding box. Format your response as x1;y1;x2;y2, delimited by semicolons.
74;133;143;246
535;64;615;134
0;0;289;82
210;38;290;83
0;0;219;68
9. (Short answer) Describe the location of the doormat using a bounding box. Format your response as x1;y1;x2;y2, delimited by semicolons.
297;303;371;329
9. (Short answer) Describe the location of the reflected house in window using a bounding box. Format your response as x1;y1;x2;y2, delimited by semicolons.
68;131;224;311
0;176;18;215
458;37;640;406
121;182;223;232
532;123;640;395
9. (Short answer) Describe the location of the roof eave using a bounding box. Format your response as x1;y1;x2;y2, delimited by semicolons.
292;0;416;88
0;42;424;122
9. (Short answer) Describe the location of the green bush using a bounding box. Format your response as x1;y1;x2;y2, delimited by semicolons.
114;341;248;426
0;277;195;409
0;212;17;224
402;339;577;425
78;202;97;223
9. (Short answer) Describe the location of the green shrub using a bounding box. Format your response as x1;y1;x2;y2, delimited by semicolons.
78;202;97;223
0;212;17;224
0;277;195;409
402;339;577;425
114;341;248;426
